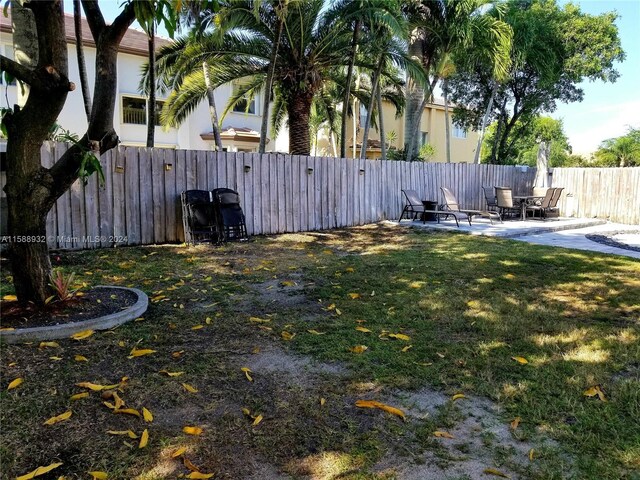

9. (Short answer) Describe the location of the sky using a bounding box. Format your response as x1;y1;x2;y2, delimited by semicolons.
550;0;640;155
65;0;639;156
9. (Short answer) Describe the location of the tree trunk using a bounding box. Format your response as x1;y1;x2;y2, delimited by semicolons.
377;85;386;161
340;19;361;158
260;3;284;153
403;35;424;157
443;78;451;163
406;76;438;161
360;56;383;159
473;82;497;164
202;62;222;151
10;0;37;107
287;92;313;155
146;21;156;148
74;0;92;122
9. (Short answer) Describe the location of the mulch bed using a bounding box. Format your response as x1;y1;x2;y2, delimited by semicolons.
586;230;640;253
0;287;138;329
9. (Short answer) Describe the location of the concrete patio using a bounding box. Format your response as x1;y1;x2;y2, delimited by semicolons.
388;217;640;259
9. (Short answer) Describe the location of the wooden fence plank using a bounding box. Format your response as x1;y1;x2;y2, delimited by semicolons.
97;149;114;248
112;146;127;245
164;149;177;243
137;148;152;245
175;149;187;242
151;148;166;244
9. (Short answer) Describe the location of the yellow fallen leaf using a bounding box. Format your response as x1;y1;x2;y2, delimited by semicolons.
327;303;336;310
241;367;253;382
16;462;63;480
452;393;466;401
252;414;263;426
172;350;184;358
388;333;411;341
70;392;89;401
128;348;156;358
355;400;405;420
103;401;116;410
355;327;371;333
142;407;153;423
118;341;126;347
307;329;325;335
39;341;60;349
51;356;64;361
191;325;204;330
183;426;203;436
348;293;361;299
510;417;521;430
281;280;296;287
159;370;184;377
44;410;72;426
335;308;342;316
183;457;200;472
401;345;413;352
205;317;212;324
2;294;17;301
350;345;368;354
186;473;214;479
88;471;108;479
139;429;149;448
433;430;455;439
249;317;270;323
171;447;187;458
436;352;446;358
281;331;296;341
511;356;529;364
7;377;23;390
182;383;198;393
71;329;94;340
345;267;354;272
529;448;535;461
0;327;15;331
112;392;125;410
44;295;55;305
76;382;119;391
483;467;510;478
583;385;607;402
113;408;141;417
320;397;326;406
107;430;138;439
242;407;251;417
74;355;89;362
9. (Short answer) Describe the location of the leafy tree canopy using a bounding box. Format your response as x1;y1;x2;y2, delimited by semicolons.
592;126;640;167
448;0;624;164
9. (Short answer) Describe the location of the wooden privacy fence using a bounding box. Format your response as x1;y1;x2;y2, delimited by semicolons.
1;143;638;250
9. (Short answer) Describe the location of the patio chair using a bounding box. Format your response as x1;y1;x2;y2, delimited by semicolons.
525;187;555;220
495;187;521;219
441;187;502;225
399;189;426;221
181;190;220;245
482;186;498;211
546;187;564;219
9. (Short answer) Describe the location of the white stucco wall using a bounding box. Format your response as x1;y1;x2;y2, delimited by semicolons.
1;31;276;152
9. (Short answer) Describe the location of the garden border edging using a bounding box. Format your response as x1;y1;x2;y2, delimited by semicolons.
0;286;148;344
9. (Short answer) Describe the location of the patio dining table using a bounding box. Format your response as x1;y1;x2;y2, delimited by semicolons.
513;195;544;221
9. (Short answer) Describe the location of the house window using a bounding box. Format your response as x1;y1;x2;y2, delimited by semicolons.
1;46;16;85
232;82;256;114
453;124;467;139
421;132;429;146
359;104;367;127
122;96;165;126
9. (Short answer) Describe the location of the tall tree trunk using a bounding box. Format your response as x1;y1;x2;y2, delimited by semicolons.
202;62;222;151
406;76;438;161
473;81;497;164
146;21;156;148
259;3;284;153
340;19;361;158
330;131;337;157
403;35;423;157
74;0;92;122
377;85;386;161
360;56;384;159
2;1;136;305
443;78;451;163
10;0;37;107
287;92;313;155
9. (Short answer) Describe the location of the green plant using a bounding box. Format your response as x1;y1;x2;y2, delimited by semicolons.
48;269;77;302
418;143;436;161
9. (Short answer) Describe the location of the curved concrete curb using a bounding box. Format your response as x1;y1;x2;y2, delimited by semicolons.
0;286;148;344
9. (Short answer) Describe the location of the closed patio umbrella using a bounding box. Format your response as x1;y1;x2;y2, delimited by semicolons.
534;140;550;188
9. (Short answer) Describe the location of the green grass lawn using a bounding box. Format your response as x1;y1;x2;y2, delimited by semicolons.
1;225;638;479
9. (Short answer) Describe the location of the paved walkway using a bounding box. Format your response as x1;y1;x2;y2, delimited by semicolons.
389;218;640;259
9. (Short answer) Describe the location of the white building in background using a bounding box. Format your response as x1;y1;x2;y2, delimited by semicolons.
0;12;288;153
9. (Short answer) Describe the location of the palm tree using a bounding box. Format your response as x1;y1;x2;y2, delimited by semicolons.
73;0;92;122
403;0;512;162
158;0;422;156
595;133;640;167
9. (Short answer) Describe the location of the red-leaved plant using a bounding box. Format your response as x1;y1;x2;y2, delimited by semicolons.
47;269;77;303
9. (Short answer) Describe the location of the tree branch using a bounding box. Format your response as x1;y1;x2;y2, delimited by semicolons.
0;55;36;85
81;0;106;42
0;55;75;93
109;2;137;42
